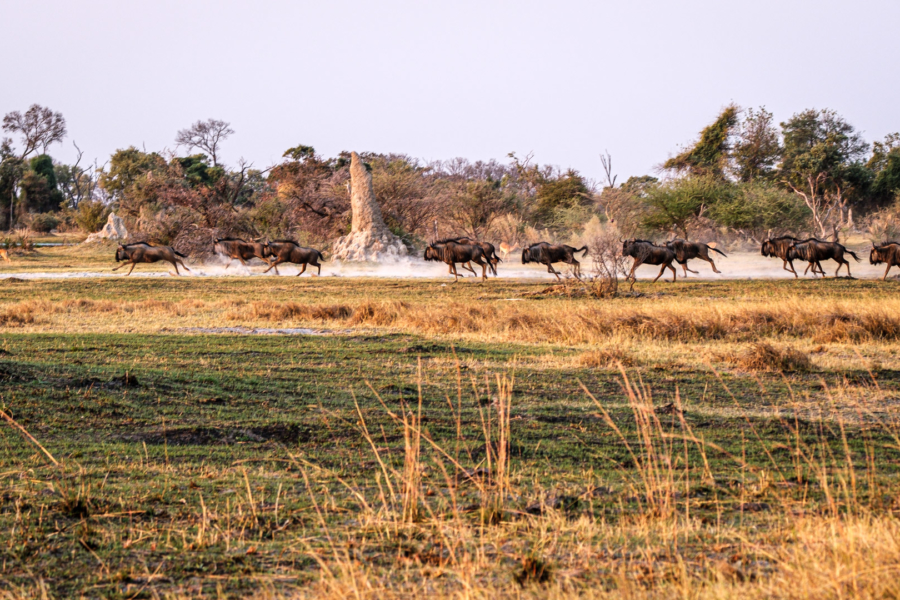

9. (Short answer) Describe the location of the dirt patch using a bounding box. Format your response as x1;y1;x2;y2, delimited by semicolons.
125;424;311;446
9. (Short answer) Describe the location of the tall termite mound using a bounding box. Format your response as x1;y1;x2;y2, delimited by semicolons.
331;151;408;261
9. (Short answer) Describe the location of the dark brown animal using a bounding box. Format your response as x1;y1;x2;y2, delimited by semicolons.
213;238;273;270
788;239;860;277
761;236;806;277
444;237;501;276
424;241;489;282
666;239;726;276
869;242;900;280
262;241;325;276
621;239;676;288
113;242;190;276
521;242;588;280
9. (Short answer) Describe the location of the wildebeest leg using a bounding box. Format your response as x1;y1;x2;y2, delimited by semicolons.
262;259;283;275
572;260;582;280
704;256;721;274
170;259;180;276
125;262;136;276
112;263;126;271
461;262;477;276
652;263;668;283
885;264;893;281
668;262;677;282
546;261;561;281
783;260;798;278
313;260;321;276
295;263;308;277
681;261;699;276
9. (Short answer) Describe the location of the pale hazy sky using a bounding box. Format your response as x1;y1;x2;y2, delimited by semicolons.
2;0;898;182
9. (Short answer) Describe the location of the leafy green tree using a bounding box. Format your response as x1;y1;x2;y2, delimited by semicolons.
869;133;900;205
533;169;590;222
99;147;167;203
779;109;868;235
18;154;64;214
663;104;739;179
643;176;730;238
732;107;781;182
708;181;810;241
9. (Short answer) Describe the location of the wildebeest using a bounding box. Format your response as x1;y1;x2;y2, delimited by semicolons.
621;239;677;288
113;242;190;276
869;242;900;280
444;237;501;275
521;242;588;280
788;239;860;277
761;235;821;278
666;239;726;276
424;240;489;282
213;238;273;270
262;240;325;276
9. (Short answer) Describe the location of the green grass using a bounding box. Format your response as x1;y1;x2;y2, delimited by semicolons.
2;249;900;597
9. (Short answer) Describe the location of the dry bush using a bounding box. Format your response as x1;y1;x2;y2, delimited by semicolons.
586;219;629;297
727;342;812;372
0;302;40;326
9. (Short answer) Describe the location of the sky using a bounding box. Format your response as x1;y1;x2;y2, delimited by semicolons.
2;0;899;183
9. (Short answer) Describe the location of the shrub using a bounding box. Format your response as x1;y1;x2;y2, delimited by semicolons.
74;200;111;233
29;213;60;233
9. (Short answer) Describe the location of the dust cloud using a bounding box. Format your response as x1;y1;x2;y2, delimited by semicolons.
0;252;887;281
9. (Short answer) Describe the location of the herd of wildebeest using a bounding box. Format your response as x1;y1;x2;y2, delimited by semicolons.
109;234;900;282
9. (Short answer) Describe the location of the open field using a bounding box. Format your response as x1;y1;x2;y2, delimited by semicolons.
2;246;900;598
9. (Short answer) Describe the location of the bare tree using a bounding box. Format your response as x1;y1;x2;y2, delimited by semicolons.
175;119;234;167
2;104;67;159
56;142;103;209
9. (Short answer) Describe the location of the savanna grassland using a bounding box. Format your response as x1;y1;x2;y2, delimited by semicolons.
3;245;900;599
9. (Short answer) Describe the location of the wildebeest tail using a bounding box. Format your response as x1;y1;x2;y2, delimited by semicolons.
173;249;188;258
317;250;327;262
846;248;861;262
575;246;588;255
710;246;727;257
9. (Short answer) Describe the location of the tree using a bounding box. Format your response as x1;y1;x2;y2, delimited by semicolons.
18;154;64;213
708;181;810;242
0;140;24;229
780;109;868;235
732;107;781;182
869;133;900;206
663;104;739;179
98;147;167;204
643;176;729;238
447;179;513;240
55;143;101;210
175;119;234;167
2;104;67;159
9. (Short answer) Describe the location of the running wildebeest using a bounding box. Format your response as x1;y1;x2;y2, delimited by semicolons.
869;242;900;280
424;240;489;282
788;239;860;277
666;238;727;276
521;242;588;280
262;240;325;276
444;237;501;275
621;239;677;288
113;242;190;276
213;238;273;270
761;235;812;278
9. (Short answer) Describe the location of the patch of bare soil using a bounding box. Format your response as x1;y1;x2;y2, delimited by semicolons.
123;424;310;446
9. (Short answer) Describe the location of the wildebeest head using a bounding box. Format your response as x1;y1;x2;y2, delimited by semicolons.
115;245;126;262
761;239;775;257
423;245;440;262
871;242;900;265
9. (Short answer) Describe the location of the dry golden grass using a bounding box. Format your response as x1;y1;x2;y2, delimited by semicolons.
724;342;812;372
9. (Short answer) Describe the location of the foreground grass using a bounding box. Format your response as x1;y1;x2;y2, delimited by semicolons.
2;270;900;598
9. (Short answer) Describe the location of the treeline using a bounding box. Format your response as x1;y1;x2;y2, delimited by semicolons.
1;103;899;252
